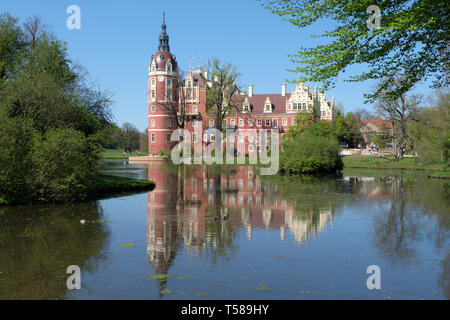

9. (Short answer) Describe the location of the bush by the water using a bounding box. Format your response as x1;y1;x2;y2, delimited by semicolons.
280;120;343;174
0;14;112;204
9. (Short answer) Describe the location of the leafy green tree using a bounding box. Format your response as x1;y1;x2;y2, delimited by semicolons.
0;13;26;84
119;122;140;152
0;14;113;204
139;128;149;153
407;89;449;163
260;0;449;99
335;112;363;147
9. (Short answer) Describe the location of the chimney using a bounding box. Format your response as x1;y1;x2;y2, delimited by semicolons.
331;96;335;106
248;84;253;97
281;83;286;96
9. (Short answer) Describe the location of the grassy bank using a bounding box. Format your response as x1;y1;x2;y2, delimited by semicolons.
428;172;450;179
88;175;156;198
100;149;148;160
343;156;448;171
0;175;156;205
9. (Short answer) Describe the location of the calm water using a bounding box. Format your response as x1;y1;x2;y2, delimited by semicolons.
0;160;448;300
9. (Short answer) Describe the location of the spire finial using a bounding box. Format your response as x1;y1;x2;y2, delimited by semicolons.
163;12;165;24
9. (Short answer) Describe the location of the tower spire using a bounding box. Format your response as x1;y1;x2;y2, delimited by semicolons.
158;13;170;52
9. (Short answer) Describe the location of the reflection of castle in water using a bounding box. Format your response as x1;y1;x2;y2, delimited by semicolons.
145;162;334;276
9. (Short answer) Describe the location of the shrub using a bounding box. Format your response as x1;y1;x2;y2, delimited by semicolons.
0;112;35;204
31;128;101;202
280;122;343;175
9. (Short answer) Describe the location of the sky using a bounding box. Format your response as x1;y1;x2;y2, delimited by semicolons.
1;0;435;131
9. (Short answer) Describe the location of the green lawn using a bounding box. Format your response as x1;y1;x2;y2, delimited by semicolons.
343;156;448;171
100;149;148;160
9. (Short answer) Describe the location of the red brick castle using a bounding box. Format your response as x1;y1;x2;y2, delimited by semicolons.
148;16;337;155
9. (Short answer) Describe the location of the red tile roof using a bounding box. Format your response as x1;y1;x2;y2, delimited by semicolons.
247;94;291;114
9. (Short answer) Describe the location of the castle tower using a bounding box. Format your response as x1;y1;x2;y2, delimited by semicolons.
148;14;178;155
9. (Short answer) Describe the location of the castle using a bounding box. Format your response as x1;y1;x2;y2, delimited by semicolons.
148;17;337;155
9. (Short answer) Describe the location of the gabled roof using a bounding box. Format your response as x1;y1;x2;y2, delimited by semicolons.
245;94;291;114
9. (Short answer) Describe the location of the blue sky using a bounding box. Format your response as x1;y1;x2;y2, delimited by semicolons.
1;0;435;131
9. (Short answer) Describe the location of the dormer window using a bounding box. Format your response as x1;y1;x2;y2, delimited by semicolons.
264;97;272;113
243;105;249;112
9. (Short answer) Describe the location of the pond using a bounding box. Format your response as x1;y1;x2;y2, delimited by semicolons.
0;160;448;299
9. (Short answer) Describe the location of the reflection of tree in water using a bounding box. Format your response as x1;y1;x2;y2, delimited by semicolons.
373;177;449;269
0;202;109;299
438;253;450;300
373;178;419;265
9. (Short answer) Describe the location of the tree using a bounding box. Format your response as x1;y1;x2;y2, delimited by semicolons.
166;69;192;129
260;0;449;99
354;107;376;121
0;13;26;83
139;128;149;153
202;59;241;131
407;89;449;163
0;14;113;204
335;112;363;147
119;123;140;152
375;77;421;158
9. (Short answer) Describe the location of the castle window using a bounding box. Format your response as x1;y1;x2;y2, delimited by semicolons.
166;105;171;112
230;119;236;126
303;103;307;110
151;133;155;142
257;119;262;126
272;119;278;128
167;119;172;127
282;118;287;126
239;119;244;127
167;79;172;88
151;119;155;127
249;119;254;126
166;91;172;101
243;105;249;112
265;104;271;112
248;145;253;152
151;79;156;87
293;103;298;110
193;105;198;113
265;118;270;126
193;133;197;142
166;133;171;142
249;135;254;143
209;119;214;127
151;105;155;112
151;90;156;101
